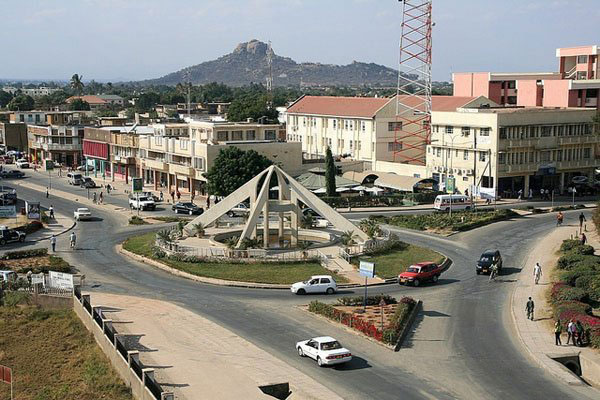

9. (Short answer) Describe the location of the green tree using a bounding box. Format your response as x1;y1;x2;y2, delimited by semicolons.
226;92;278;122
70;73;84;94
325;146;337;197
136;92;161;112
0;91;12;108
7;94;35;111
203;146;272;196
69;98;91;111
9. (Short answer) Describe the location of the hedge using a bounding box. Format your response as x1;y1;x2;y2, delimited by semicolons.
374;209;517;231
2;248;48;260
550;282;587;303
337;294;397;307
14;221;44;235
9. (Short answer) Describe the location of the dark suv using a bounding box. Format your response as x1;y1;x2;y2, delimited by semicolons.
476;250;503;275
0;229;26;245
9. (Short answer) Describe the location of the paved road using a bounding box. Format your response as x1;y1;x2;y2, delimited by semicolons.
4;170;599;399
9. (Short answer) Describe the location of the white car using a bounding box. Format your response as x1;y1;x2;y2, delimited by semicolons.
572;176;589;184
15;159;29;168
74;207;92;221
227;203;250;217
291;275;337;295
129;196;156;211
296;336;352;367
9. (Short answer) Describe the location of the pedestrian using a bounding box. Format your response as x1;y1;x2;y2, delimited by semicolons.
170;190;175;203
533;262;542;285
26;270;32;285
528;188;533;199
92;192;97;204
50;235;56;252
99;191;103;204
70;231;77;250
580;233;587;245
206;196;211;209
106;184;112;194
517;189;523;200
554;320;562;346
526;297;534;321
191;192;195;204
576;320;584;346
159;191;164;202
49;205;54;219
176;190;181;201
46;187;49;198
465;188;469;197
579;212;586;231
567;320;576;345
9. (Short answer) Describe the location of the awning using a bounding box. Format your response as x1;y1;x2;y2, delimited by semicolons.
342;170;380;184
374;174;436;193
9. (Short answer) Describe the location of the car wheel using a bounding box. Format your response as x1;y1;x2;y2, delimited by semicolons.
298;347;305;357
326;287;334;295
189;210;193;215
432;275;439;283
227;211;234;217
476;270;481;275
297;289;306;295
317;357;324;367
413;279;420;287
19;236;25;242
0;239;5;245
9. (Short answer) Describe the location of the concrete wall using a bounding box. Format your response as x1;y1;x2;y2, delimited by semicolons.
32;294;73;309
580;352;600;388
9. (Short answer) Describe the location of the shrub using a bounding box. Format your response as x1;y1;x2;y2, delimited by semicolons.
337;294;397;307
558;267;597;286
128;216;148;225
2;291;31;307
550;282;587;303
568;245;595;256
557;253;589;269
555;300;592;316
560;239;582;253
23;221;43;234
2;248;47;260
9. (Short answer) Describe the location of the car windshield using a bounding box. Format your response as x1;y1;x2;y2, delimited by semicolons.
138;197;150;201
321;341;343;351
406;266;421;273
182;203;195;207
480;255;492;262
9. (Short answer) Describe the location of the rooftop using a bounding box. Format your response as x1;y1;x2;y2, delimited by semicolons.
66;95;107;105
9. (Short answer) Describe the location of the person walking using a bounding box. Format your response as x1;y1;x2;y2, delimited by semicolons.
581;232;587;245
49;205;54;219
554;320;562;346
526;297;535;321
567;320;576;345
99;191;103;204
170;190;175;203
579;212;586;232
528;188;533;199
50;235;57;252
206;196;211;210
70;231;77;250
533;262;542;285
191;192;195;204
46;187;49;198
176;190;181;201
518;189;523;200
159;191;164;202
92;192;97;204
556;211;564;226
576;320;584;346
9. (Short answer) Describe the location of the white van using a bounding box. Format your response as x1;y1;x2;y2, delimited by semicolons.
67;172;84;185
433;194;472;211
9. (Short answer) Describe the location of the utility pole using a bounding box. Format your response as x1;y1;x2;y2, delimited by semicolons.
266;40;273;110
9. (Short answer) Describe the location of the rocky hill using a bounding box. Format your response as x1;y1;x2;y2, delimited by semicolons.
143;40;401;87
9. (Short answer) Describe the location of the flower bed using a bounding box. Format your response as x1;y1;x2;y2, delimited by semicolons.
308;296;417;346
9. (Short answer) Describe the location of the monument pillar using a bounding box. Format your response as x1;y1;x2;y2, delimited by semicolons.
263;201;270;248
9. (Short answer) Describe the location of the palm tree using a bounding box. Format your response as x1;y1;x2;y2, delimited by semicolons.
300;214;315;229
193;223;205;238
156;229;173;246
224;236;238;257
70;74;84;95
297;240;311;259
360;220;381;239
340;230;357;247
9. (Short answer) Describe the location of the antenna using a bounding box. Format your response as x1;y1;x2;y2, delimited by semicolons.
393;0;433;166
266;40;273;110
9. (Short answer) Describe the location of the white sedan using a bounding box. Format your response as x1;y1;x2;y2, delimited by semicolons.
291;275;337;295
296;336;352;367
74;208;92;221
15;159;29;168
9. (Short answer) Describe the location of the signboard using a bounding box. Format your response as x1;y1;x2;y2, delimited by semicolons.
132;178;143;193
26;201;40;220
31;273;45;286
0;365;12;384
44;159;54;171
0;206;16;218
359;260;375;278
49;271;74;289
446;176;455;194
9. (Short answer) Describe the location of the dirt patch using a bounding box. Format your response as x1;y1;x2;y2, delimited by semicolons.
334;304;399;330
0;255;70;274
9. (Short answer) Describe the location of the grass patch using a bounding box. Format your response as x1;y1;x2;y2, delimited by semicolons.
352;242;444;279
123;232;347;284
0;306;132;400
128;215;148;225
150;216;192;223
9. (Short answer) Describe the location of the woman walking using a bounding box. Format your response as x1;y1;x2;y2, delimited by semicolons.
554;320;562;346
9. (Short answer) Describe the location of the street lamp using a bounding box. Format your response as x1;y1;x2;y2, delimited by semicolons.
445;134;458;217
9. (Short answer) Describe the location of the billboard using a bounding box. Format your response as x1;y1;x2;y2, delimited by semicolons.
49;271;74;289
26;201;40;220
359;260;375;278
0;206;16;218
132;178;143;193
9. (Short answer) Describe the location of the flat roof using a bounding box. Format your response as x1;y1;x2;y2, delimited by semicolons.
99;126;155;134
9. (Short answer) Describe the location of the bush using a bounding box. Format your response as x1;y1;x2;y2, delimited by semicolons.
336;294;397;307
558;267;597;286
129;216;148;225
568;245;595;256
2;291;31;307
18;221;44;234
550;282;587;303
560;239;583;253
555;300;592;316
2;248;47;260
557;253;590;270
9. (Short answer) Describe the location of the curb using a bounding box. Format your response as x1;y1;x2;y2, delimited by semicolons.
394;300;422;351
33;218;77;242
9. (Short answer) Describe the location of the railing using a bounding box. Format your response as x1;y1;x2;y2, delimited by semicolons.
17;286;73;297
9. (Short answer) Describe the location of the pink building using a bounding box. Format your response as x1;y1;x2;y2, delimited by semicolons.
453;45;599;109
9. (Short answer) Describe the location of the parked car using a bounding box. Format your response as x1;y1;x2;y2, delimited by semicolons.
172;202;203;215
73;207;92;221
0;228;26;245
226;203;250;217
129;196;156;211
571;176;589;184
476;250;503;275
291;275;337;295
0;188;17;205
398;262;444;286
67;172;84;185
77;165;95;172
80;177;97;188
15;158;29;168
296;336;352;367
0;170;25;179
433;194;472;212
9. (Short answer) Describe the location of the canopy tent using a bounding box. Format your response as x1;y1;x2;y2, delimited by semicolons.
312;186;352;194
350;185;369;192
342;170;380;184
374;174;437;193
296;171;359;191
365;186;385;194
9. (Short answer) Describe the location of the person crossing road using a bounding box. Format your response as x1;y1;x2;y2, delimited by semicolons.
70;231;77;250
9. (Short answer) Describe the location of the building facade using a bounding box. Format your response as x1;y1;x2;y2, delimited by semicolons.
426;107;599;196
453;45;599;109
27;112;85;167
0;122;28;151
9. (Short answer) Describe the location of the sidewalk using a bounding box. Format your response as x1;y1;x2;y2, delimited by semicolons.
91;292;344;400
30;213;75;242
510;218;600;387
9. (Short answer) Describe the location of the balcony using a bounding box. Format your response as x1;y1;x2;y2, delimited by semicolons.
112;155;136;164
498;163;538;174
557;159;596;169
143;158;168;171
558;135;599;145
38;143;82;152
169;163;194;176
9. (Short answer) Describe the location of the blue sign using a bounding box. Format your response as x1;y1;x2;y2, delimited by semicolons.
359;261;375;278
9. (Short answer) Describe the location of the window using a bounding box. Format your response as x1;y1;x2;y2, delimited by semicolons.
193;157;205;171
540;151;551;162
463;150;468;160
455;149;459;157
349;120;353;130
480;128;490;136
231;130;243;140
19;115;24;122
246;130;255;140
361;121;366;132
499;127;506;139
349;140;353;150
433;125;439;133
35;114;40;123
461;127;470;136
154;136;163;146
577;55;588;64
303;118;306;127
388;142;402;152
388;122;402;131
328;138;332;147
583;148;591;159
498;153;506;164
556;125;564;136
479;152;486;162
179;139;188;150
556;149;563;162
540;126;552;137
344;120;349;130
338;139;344;148
265;130;276;140
332;119;337;129
217;131;228;141
507;81;516;89
507;96;517;105
312;118;316;127
436;147;441;157
445;126;453;134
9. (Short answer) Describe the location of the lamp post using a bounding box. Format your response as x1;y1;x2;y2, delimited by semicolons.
444;134;458;217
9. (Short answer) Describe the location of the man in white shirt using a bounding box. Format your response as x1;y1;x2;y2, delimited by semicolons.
533;262;542;284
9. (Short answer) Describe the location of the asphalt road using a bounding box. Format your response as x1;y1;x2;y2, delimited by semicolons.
4;169;599;399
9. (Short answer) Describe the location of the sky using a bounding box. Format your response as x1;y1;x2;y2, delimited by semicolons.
1;0;598;83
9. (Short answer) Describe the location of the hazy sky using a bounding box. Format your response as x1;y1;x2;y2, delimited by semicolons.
1;0;598;82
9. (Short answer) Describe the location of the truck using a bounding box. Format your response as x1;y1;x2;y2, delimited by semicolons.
129;196;156;211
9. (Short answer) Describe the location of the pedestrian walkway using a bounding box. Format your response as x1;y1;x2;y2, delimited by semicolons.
91;292;344;400
30;213;75;242
510;217;600;386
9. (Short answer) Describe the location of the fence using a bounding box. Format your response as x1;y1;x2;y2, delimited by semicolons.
17;285;73;297
73;287;174;400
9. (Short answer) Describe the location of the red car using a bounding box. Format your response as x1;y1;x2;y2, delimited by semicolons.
398;262;443;286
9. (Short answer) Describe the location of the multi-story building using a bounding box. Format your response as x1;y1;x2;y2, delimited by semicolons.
426;107;599;196
453;45;599;109
2;86;61;97
97;94;124;107
10;110;47;124
0;122;27;151
285;95;492;167
27;112;86;167
66;95;109;111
